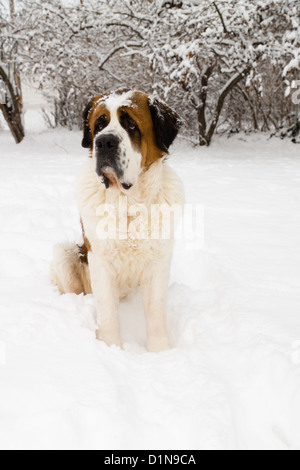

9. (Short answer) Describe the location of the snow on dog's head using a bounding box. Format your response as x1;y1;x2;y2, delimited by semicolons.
82;89;181;192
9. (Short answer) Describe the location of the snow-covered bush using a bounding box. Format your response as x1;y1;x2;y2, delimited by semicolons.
135;0;300;144
17;0;151;129
0;0;24;143
1;0;299;143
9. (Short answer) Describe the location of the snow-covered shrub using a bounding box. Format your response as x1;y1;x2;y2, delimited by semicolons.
0;0;24;143
1;0;299;143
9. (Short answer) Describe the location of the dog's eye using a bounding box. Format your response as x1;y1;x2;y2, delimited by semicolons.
94;116;107;134
120;111;139;134
128;123;137;132
96;124;104;132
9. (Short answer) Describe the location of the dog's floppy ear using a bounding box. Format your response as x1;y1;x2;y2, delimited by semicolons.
149;97;182;153
82;100;93;149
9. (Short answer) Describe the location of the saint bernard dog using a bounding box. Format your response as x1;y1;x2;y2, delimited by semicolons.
51;89;185;353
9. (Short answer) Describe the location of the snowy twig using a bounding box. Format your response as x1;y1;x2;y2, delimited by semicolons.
213;2;229;34
106;22;144;40
98;43;142;70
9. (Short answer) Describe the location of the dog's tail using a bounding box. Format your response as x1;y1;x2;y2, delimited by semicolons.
51;242;92;295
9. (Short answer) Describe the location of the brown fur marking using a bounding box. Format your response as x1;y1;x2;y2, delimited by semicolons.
79;219;91;263
86;91;165;169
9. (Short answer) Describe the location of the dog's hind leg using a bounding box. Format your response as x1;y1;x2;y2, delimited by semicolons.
51;242;92;295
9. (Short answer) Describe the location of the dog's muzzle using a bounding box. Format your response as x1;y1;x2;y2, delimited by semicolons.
95;134;132;191
96;133;120;165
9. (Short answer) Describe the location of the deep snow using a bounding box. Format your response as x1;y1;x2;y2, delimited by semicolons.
0;127;300;450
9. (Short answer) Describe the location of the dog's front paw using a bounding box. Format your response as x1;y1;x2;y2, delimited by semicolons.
147;335;170;353
96;329;122;348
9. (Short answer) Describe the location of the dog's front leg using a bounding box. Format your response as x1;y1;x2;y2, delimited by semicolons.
141;254;172;353
89;252;121;348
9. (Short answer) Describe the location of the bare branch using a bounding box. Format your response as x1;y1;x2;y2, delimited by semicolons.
213;2;228;34
206;66;251;143
98;46;127;70
98;43;142;70
9;0;15;18
107;10;153;24
103;68;123;83
106;22;144;40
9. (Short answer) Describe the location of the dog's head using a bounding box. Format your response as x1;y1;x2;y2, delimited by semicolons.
82;90;181;192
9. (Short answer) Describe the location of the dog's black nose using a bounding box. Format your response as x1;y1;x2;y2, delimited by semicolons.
96;134;119;151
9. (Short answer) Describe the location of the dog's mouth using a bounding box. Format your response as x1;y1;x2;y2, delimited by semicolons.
99;167;133;193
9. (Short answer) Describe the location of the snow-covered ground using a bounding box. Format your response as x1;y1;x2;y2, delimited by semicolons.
0;127;300;450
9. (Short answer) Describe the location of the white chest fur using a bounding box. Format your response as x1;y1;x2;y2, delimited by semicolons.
77;159;184;297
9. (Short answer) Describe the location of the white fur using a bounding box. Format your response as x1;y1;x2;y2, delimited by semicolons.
51;242;91;295
77;158;185;352
51;89;185;352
